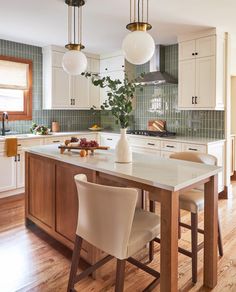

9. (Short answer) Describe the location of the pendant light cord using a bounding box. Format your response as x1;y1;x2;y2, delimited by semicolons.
73;6;76;44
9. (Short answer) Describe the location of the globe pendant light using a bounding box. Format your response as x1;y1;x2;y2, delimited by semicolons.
62;0;87;75
122;0;155;65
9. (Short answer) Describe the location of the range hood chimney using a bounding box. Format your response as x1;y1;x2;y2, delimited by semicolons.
134;45;178;85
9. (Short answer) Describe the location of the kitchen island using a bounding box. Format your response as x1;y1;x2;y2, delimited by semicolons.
25;144;221;292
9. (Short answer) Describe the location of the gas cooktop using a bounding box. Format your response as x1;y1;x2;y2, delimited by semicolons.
127;130;176;137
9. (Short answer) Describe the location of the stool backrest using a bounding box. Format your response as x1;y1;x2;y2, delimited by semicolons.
169;152;217;166
170;152;217;191
74;174;138;260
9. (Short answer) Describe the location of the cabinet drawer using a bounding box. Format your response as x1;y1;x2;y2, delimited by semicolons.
18;139;44;150
129;137;161;149
161;141;181;152
182;143;207;153
100;134;119;149
44;136;68;145
132;146;161;156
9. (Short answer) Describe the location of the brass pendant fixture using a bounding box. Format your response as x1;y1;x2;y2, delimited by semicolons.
126;0;152;32
122;0;155;65
62;0;88;75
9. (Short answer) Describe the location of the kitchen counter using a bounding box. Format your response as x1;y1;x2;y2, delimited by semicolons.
0;130;225;145
26;144;221;192
0;131;98;141
25;144;220;291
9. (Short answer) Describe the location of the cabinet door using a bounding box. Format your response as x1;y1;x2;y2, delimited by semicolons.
89;81;100;108
52;67;70;108
179;40;196;60
178;59;196;108
17;151;25;189
195;56;216;108
196;36;216;58
28;155;54;227
72;75;90;109
0;153;16;192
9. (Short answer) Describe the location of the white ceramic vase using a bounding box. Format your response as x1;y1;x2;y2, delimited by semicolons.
115;128;132;163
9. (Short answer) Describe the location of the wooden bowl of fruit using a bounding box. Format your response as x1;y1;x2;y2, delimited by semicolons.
59;137;109;156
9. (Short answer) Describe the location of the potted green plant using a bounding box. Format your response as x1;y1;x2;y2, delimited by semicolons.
82;72;140;163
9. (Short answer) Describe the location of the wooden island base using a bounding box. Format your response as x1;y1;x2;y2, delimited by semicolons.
25;153;146;268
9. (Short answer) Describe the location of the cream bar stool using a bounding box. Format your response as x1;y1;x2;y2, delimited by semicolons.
150;152;223;284
67;174;161;292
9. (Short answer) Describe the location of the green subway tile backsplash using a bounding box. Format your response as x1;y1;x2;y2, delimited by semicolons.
0;39;100;134
101;44;225;139
0;39;224;139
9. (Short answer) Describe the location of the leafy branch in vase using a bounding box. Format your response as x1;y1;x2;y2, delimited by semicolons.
82;72;143;129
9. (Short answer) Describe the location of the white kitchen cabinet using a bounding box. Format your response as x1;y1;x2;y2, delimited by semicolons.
161;151;175;158
16;151;25;189
182;143;207;153
196;36;216;58
43;45;100;110
100;52;125;108
100;133;120;149
179;36;215;61
195;56;216;108
178;31;225;110
51;67;71;109
179;40;196;61
0;153;17;193
178;59;196;108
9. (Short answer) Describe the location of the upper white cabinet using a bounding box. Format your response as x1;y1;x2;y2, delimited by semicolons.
179;36;216;61
100;52;125;107
43;45;100;110
178;30;226;110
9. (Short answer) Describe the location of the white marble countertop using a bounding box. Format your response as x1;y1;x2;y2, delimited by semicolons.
0;130;225;146
0;131;97;142
25;144;221;192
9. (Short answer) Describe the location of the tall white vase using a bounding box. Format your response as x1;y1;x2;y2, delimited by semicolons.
115;128;132;163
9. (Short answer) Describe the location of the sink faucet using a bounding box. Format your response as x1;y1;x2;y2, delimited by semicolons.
1;112;10;136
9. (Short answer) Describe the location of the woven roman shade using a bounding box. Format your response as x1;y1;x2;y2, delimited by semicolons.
0;60;29;89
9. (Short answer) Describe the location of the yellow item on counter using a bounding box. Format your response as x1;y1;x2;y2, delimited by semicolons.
6;138;18;157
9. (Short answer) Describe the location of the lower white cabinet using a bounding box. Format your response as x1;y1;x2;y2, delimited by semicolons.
0;152;17;193
16;151;25;189
100;133;119;149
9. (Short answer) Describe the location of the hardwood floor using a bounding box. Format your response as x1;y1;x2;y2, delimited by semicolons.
1;185;236;292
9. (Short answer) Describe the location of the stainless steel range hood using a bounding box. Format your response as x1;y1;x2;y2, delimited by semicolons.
134;45;178;85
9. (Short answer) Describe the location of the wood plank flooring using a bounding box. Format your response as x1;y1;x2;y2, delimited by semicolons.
1;185;236;291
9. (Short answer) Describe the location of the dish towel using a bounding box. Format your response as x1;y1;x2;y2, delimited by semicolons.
6;138;18;157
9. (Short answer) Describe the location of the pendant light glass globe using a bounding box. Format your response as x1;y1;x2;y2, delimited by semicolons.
62;50;87;75
122;30;155;65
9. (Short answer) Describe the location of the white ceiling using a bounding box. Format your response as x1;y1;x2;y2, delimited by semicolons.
0;0;236;54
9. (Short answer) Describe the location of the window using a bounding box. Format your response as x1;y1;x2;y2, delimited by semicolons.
0;56;32;120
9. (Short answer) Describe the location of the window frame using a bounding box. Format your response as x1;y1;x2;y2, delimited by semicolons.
0;55;32;121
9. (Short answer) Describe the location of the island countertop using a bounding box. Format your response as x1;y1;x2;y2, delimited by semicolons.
25;144;221;192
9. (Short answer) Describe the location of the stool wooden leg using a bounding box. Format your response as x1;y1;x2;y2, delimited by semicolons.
191;213;198;284
115;259;126;292
149;200;155;262
178;208;181;239
218;216;224;257
67;235;83;292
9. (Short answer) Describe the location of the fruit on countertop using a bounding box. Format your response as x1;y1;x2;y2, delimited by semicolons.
91;124;99;129
79;138;99;148
79;149;87;157
71;137;79;142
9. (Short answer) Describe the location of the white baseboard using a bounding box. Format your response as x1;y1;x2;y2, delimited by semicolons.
0;188;25;199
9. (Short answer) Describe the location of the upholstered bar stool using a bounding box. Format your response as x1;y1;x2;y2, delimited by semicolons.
67;174;161;292
150;152;223;284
